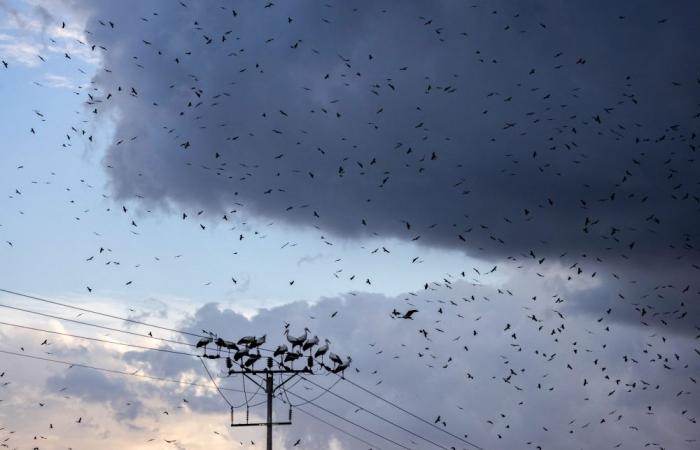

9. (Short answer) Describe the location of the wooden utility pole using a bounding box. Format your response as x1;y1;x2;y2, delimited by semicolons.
229;362;311;450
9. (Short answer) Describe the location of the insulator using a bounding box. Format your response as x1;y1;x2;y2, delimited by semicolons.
246;405;250;423
267;356;273;368
230;406;233;425
307;355;313;368
289;405;293;421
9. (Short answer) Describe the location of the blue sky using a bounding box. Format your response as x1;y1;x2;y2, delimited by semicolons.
0;16;481;314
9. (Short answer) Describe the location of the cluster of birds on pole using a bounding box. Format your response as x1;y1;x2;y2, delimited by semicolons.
196;326;350;375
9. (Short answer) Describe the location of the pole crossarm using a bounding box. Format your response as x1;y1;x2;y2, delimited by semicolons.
227;368;312;374
231;422;291;427
273;372;301;393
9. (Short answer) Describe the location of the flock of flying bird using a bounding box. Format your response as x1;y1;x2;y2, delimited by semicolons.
1;0;700;449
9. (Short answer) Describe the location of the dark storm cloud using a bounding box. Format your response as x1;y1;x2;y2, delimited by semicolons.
71;0;699;271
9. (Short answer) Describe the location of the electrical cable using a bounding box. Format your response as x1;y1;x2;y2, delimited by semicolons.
297;375;452;450
283;388;416;450
294;405;385;450
340;376;484;450
0;302;195;349
0;320;195;357
283;377;342;407
199;357;235;408
0;288;206;338
0;348;244;394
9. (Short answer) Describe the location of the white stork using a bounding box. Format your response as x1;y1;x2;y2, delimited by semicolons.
314;339;330;360
237;335;256;346
273;344;288;360
249;334;266;349
328;352;343;366
284;350;302;368
233;347;249;362
195;336;213;349
332;356;352;376
302;335;319;353
244;351;261;368
284;328;309;350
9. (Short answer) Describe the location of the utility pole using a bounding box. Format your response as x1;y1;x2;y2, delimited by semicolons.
229;362;312;450
266;372;273;450
197;329;351;450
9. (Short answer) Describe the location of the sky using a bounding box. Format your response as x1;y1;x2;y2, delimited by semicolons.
0;0;699;449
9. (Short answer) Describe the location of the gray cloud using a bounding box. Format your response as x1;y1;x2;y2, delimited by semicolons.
69;0;699;273
0;272;691;449
114;279;699;449
46;368;144;420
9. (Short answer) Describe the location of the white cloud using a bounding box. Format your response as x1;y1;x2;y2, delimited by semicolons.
0;35;41;66
0;0;100;67
42;72;75;88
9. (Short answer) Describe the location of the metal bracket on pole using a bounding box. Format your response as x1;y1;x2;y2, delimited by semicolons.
228;366;309;450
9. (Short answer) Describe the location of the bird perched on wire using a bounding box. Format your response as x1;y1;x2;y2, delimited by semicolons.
196;336;213;349
249;334;266;349
273;344;288;361
285;328;309;350
302;335;319;353
314;339;330;361
331;356;352;375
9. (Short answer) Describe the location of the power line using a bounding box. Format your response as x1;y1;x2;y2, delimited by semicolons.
199;356;266;409
275;356;484;450
294;405;385;450
0;302;195;349
0;348;388;449
297;375;452;450
284;356;484;450
340;376;484;450
1;289;332;364
0;320;195;357
0;312;281;413
1;288;277;357
0;288;275;353
0;288;206;339
0;318;267;409
0;348;245;394
200;357;264;409
283;376;342;407
283;388;416;450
